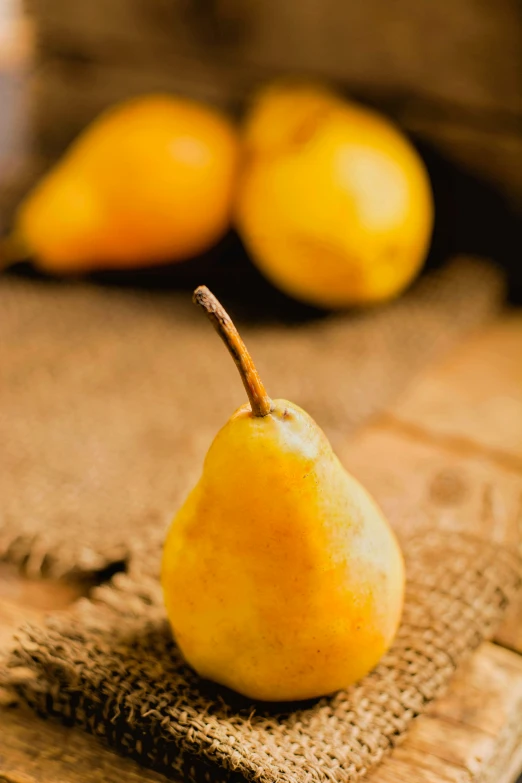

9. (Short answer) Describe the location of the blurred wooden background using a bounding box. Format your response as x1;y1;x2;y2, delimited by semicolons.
24;0;522;211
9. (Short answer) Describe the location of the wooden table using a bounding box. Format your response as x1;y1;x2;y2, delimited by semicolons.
1;311;522;783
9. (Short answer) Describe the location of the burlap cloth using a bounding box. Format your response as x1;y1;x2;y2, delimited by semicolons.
2;255;522;782
5;534;522;782
0;256;504;579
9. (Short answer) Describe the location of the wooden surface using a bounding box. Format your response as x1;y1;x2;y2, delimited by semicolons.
1;312;522;783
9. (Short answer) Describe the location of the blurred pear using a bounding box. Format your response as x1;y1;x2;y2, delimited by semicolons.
236;81;433;308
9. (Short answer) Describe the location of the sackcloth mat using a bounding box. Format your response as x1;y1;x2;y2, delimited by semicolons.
2;254;522;782
0;255;504;580
4;533;521;782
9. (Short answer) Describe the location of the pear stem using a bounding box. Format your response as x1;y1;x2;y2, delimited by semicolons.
193;286;273;417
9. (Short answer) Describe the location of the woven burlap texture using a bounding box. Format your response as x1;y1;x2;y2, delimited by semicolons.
6;532;521;783
0;256;503;580
2;255;520;781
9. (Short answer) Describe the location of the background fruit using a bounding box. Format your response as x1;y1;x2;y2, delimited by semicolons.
10;95;239;272
236;82;434;308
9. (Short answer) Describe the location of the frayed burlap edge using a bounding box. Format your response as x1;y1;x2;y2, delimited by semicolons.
4;531;521;783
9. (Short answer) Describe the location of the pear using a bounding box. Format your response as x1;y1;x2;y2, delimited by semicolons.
3;96;238;274
236;81;433;308
161;286;405;701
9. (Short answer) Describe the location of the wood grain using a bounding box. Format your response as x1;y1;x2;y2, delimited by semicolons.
0;706;173;783
340;425;522;545
388;314;522;465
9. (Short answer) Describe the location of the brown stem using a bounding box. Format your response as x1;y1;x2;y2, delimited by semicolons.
193;286;273;417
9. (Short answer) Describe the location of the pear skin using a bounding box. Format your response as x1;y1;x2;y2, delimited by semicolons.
236;82;433;308
5;96;238;274
162;287;405;701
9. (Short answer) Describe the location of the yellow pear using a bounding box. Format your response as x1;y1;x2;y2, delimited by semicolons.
236;81;433;308
161;287;405;701
4;95;238;274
